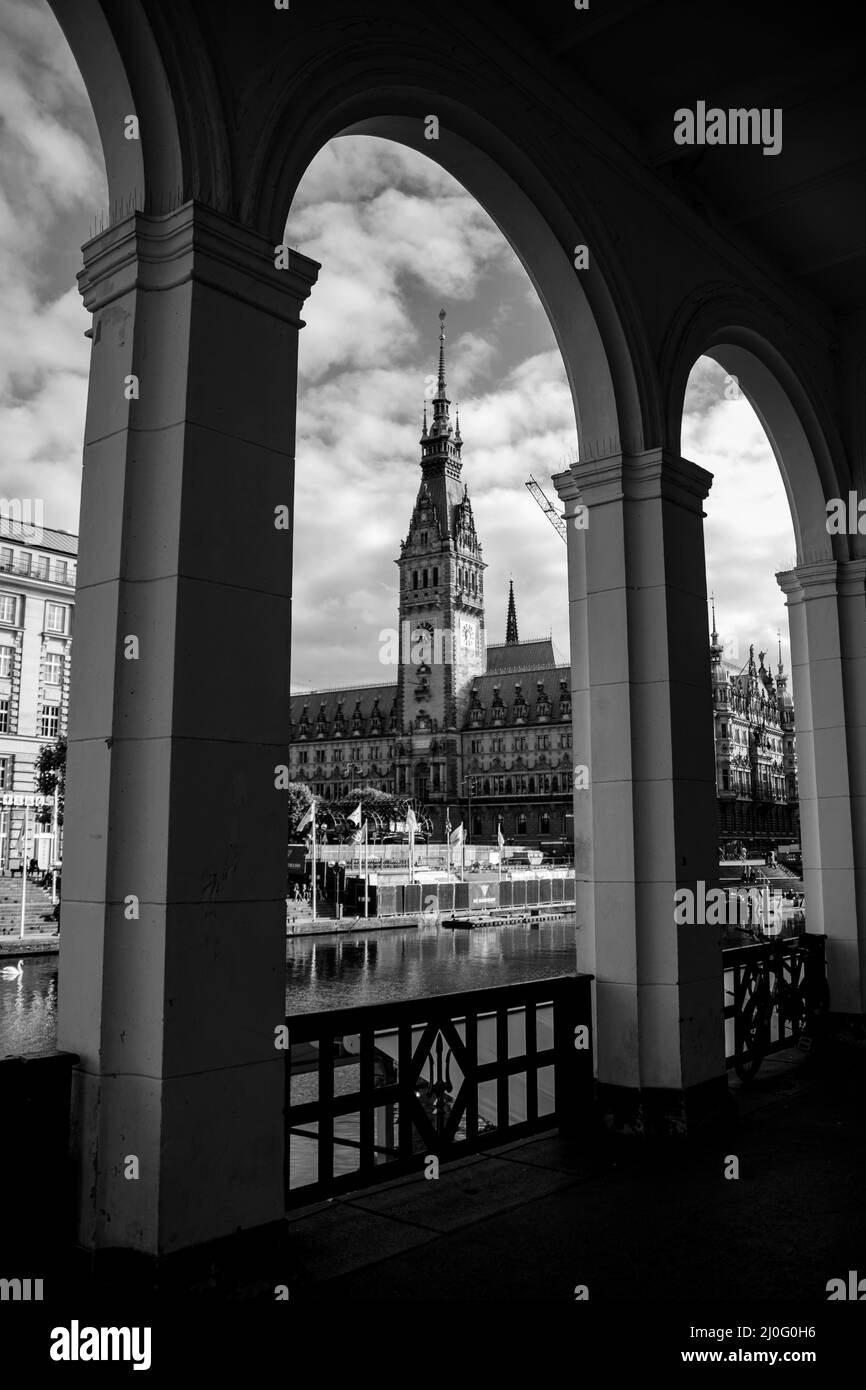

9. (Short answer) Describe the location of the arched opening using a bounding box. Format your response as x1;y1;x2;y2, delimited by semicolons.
669;328;861;1013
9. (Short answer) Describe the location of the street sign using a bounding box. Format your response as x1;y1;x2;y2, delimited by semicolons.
0;793;52;808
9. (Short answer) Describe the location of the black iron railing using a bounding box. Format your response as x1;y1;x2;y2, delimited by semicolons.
284;974;592;1207
723;932;827;1073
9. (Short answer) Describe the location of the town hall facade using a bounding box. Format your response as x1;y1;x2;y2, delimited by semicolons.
287;314;799;852
287;312;575;845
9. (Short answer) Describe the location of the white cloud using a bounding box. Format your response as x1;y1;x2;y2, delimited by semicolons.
685;356;796;672
0;0;106;534
0;26;796;699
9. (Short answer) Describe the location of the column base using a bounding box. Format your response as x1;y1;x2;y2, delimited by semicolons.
597;1074;732;1138
66;1218;293;1301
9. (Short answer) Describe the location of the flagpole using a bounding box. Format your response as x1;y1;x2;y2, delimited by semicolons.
364;819;369;919
311;799;317;922
19;803;28;939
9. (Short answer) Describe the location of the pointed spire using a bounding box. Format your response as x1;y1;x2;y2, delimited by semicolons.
454;404;462;443
777;628;784;675
709;591;723;663
436;308;446;395
428;308;452;441
506;578;519;645
421;401;428;438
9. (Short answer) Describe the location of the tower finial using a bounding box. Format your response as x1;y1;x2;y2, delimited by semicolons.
437;308;447;395
506;578;519;645
777;627;783;673
421;401;428;438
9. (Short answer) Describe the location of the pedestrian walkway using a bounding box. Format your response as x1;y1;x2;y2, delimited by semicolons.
284;1043;866;1301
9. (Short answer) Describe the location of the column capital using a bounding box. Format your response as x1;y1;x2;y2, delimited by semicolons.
777;559;842;602
554;448;713;515
78;200;320;323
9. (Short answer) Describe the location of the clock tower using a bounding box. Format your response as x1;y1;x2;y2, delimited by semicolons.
396;310;486;810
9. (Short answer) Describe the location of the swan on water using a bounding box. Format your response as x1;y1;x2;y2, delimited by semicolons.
1;958;23;979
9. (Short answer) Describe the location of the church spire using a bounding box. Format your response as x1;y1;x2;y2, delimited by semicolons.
709;591;723;662
429;308;452;441
436;308;447;396
506;578;519;645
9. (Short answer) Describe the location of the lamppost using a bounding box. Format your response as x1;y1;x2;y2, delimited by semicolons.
460;775;476;845
342;762;361;799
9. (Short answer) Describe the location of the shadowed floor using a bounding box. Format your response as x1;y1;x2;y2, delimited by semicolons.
284;1043;866;1302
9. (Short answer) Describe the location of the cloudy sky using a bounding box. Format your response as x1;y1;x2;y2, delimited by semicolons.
0;0;796;694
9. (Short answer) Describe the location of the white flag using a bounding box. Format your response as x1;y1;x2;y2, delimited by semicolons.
497;822;505;851
347;803;362;827
296;799;314;833
449;822;464;846
405;806;419;840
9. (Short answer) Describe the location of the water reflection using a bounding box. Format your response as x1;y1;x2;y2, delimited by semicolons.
0;955;58;1058
286;916;578;1015
0;917;579;1056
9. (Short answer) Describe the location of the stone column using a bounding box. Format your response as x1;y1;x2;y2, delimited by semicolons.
556;449;724;1132
778;559;866;1013
58;202;318;1262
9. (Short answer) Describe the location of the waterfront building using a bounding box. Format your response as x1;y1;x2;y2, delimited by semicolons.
288;312;574;846
0;518;76;870
710;605;799;850
288;315;800;854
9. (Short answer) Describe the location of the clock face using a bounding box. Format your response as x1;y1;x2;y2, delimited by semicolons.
460;620;476;650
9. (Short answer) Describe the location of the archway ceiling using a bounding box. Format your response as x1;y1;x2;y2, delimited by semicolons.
499;0;866;318
67;0;864;353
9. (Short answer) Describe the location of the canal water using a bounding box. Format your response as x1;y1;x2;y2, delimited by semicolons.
1;916;578;1057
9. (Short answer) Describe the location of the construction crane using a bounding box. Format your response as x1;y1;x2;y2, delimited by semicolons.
525;475;567;543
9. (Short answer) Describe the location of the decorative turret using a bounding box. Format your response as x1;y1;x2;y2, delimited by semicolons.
506;579;519;645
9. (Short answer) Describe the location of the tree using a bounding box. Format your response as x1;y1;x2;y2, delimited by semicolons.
35;737;66;826
286;781;313;836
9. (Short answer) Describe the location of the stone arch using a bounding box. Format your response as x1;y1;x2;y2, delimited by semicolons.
662;285;865;1007
254;83;653;461
661;285;852;566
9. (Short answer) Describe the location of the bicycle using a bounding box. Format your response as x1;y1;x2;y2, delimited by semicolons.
733;932;830;1082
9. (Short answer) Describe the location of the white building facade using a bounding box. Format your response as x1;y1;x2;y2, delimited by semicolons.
0;519;76;871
